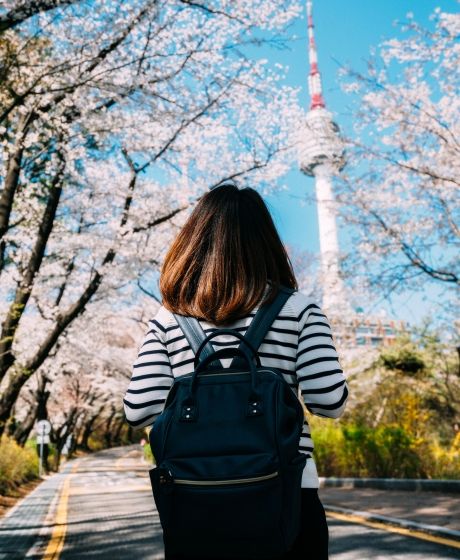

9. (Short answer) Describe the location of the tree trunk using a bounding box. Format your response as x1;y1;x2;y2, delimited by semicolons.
53;409;79;470
103;407;117;449
0;366;34;438
0;114;33;274
113;417;124;446
14;375;50;445
14;408;37;446
80;405;105;451
0;169;64;384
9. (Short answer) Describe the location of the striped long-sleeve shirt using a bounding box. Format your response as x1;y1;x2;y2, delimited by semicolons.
123;290;348;487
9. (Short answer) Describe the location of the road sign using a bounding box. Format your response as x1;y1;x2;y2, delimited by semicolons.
36;419;51;435
36;419;52;478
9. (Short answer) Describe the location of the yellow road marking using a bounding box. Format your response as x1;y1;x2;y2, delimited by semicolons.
326;510;460;550
42;462;80;560
41;450;145;559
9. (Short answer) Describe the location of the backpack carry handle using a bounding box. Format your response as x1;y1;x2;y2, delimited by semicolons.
195;347;260;374
194;329;259;369
182;346;262;422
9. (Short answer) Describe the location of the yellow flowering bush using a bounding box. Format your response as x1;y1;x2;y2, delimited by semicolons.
0;436;38;495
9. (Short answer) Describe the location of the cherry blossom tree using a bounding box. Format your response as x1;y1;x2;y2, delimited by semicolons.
0;0;303;437
11;306;144;454
337;8;459;312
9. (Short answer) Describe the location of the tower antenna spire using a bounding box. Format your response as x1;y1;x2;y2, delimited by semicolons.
306;0;326;110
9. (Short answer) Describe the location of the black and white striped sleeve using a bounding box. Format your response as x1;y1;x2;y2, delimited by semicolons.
123;319;173;429
296;303;348;419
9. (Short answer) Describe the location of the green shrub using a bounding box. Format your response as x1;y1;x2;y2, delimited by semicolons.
310;419;442;479
25;437;57;462
309;421;345;476
87;435;106;452
0;436;39;495
341;424;424;478
426;434;460;479
380;344;426;375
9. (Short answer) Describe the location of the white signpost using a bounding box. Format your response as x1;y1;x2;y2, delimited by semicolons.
36;419;51;477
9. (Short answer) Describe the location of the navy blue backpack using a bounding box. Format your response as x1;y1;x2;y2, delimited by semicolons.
149;288;306;558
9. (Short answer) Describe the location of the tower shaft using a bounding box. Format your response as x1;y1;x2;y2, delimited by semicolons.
315;164;346;311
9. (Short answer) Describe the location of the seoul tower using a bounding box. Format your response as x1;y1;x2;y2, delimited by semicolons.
299;0;348;314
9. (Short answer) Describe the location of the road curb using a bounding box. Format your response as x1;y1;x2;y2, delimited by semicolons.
319;477;460;493
324;504;460;543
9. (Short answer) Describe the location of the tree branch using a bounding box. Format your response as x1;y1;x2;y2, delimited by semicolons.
178;0;246;25
368;208;459;285
0;112;35;274
0;0;157;124
0;0;80;33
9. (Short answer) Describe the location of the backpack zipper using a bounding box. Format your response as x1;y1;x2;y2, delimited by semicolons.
174;470;279;486
197;371;249;377
195;369;279;378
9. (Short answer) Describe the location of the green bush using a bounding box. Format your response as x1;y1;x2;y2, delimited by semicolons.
426;434;460;479
309;421;344;476
0;436;39;495
25;437;57;462
310;419;457;479
310;329;459;479
380;346;426;375
341;424;423;478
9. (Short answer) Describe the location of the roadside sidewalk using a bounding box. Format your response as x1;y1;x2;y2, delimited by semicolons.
0;459;76;560
320;486;460;542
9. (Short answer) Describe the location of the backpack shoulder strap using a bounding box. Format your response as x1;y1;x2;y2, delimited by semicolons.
230;286;295;367
175;286;294;370
173;314;221;367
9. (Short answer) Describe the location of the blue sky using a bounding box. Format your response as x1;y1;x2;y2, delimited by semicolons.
262;0;458;325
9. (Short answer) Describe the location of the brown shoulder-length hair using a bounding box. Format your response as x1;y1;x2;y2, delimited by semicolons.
160;184;297;325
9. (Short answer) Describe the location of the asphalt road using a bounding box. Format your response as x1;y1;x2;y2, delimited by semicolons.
21;447;460;559
328;519;459;560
